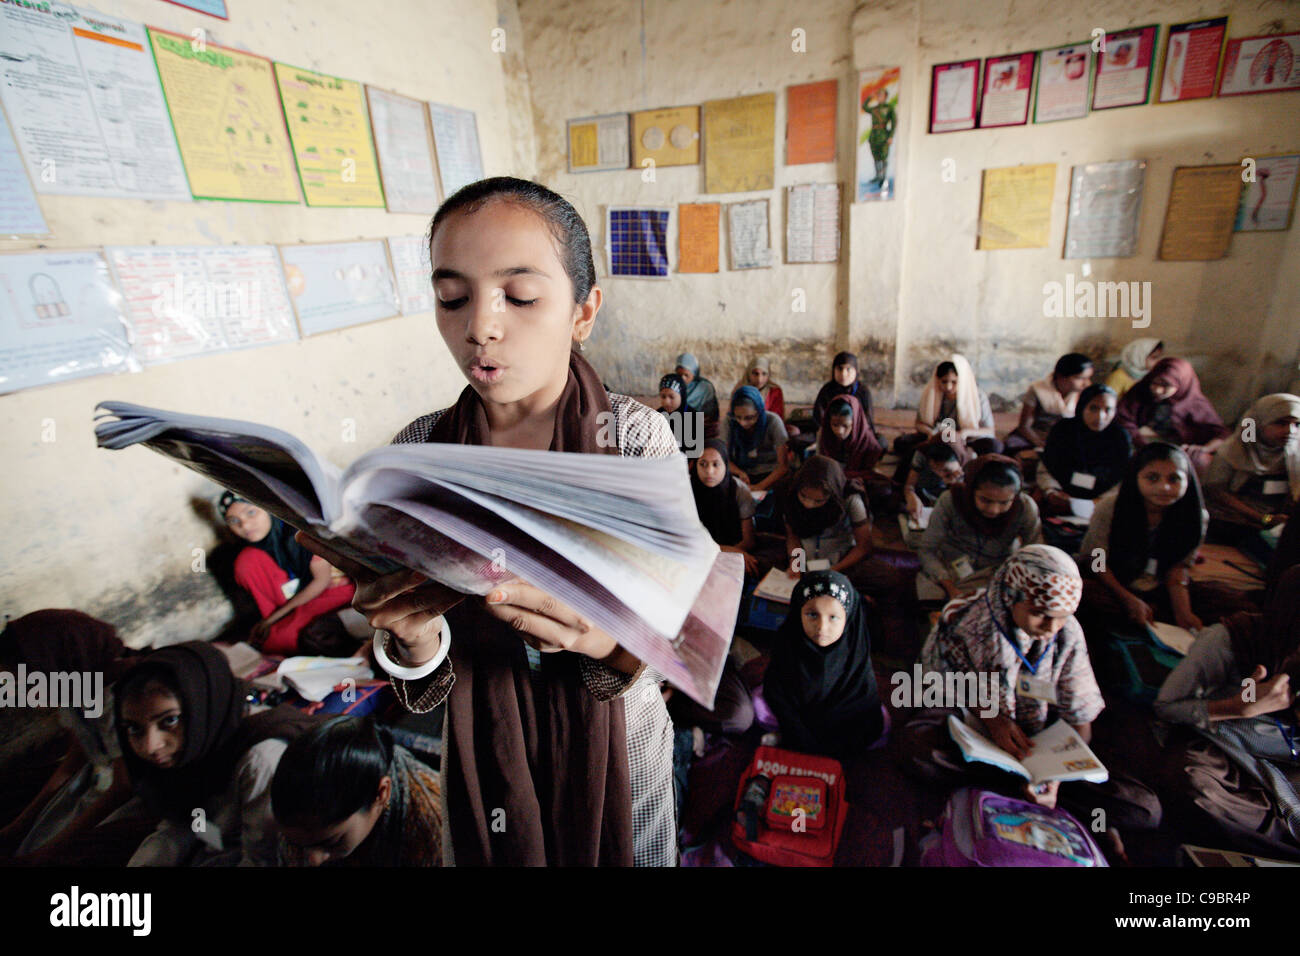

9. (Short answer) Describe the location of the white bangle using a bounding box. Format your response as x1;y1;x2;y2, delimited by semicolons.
372;617;450;681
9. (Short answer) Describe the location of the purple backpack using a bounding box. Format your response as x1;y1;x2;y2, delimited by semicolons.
921;789;1108;867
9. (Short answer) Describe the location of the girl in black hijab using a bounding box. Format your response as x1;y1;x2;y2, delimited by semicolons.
1039;383;1133;514
763;570;883;757
691;438;759;574
115;641;319;866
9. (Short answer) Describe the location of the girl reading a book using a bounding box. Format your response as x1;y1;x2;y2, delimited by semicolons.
898;545;1160;848
1077;442;1251;635
1114;357;1228;476
692;438;759;575
297;177;678;866
763;570;884;757
1154;566;1300;859
727;385;789;492
219;492;357;656
115;641;319;866
273;716;443;866
918;455;1042;602
891;355;1000;483
1004;352;1095;457
1037;384;1132;516
1203;393;1300;537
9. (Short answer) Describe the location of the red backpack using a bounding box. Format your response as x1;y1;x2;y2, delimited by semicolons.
731;746;849;866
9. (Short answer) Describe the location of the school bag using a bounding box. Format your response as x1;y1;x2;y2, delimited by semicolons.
920;788;1108;867
731;745;848;866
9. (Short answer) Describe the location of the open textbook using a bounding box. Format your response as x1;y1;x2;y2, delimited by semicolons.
94;401;741;707
947;713;1109;785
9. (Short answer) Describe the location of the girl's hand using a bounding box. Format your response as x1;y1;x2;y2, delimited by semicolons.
940;579;963;600
1174;610;1203;632
741;552;759;576
483;579;618;661
1024;780;1059;809
1124;594;1155;625
295;532;462;667
904;492;922;520
1243;666;1292;718
249;619;272;647
981;714;1032;760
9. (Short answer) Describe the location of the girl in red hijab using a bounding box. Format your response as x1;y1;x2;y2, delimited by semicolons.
1114;357;1228;475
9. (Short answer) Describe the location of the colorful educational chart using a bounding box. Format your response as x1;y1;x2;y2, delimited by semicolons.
857;67;900;201
275;64;384;208
605;208;671;279
786;184;840;263
280;241;399;335
787;80;837;165
631;106;699;170
1158;18;1227;102
0;108;47;235
0;250;135;394
677;203;720;274
163;0;229;18
388;235;434;314
107;245;297;365
977;163;1057;250
1218;33;1300;96
0;7;190;200
148;28;299;202
365;87;439;214
1064;160;1146;258
1092;25;1158;110
702;94;775;194
929;59;979;133
428;102;483;198
568;113;629;173
1235;154;1299;232
1034;42;1093;123
980;52;1036;128
1159;165;1242;260
728;200;772;269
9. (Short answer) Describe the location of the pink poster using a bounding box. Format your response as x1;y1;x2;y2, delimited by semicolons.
980;51;1036;127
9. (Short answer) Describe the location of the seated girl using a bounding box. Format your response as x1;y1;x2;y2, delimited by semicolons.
897;546;1160;846
0;611;154;866
115;641;319;866
1077;442;1251;635
893;355;1000;481
1037;383;1132;516
734;355;785;419
781;456;901;605
727;385;790;492
657;372;695;457
816;394;884;484
692;438;759;575
900;439;966;547
1114;357;1228;475
1105;338;1163;399
812;351;877;437
1154;566;1300;859
918;455;1042;601
1204;393;1299;537
220;492;357;656
675;351;720;424
764;570;884;757
273;716;443;866
1004;352;1094;456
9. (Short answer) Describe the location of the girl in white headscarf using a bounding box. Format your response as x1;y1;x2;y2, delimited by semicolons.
1205;393;1300;532
1104;338;1163;399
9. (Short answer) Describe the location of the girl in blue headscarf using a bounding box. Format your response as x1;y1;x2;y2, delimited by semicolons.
674;352;720;424
727;385;789;492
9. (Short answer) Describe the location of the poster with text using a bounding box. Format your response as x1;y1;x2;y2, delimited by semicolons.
980;52;1036;128
1235;154;1299;232
1092;25;1158;110
568;113;630;173
1064;159;1146;258
1158;17;1227;102
281;241;399;335
1034;42;1092;123
0;250;136;394
977;163;1056;250
0;7;190;199
428;102;483;198
366;87;440;214
703;94;775;194
0;105;48;235
929;59;979;132
857;67;899;201
1217;32;1300;96
388;235;435;313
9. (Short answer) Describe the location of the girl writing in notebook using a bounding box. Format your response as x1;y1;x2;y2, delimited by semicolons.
298;177;678;866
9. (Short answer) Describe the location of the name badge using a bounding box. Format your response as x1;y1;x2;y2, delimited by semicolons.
1144;558;1158;577
280;578;299;600
1017;673;1058;704
1263;479;1288;497
952;556;975;580
1070;471;1096;490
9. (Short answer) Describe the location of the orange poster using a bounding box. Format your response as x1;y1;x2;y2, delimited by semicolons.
678;202;720;273
787;79;837;165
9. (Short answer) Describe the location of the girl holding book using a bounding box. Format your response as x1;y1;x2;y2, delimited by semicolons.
1037;383;1132;516
1114;357;1228;475
1203;393;1300;536
892;355;1000;483
297;177;679;866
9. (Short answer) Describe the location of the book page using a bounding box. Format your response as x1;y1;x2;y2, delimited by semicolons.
753;567;797;603
1019;721;1109;783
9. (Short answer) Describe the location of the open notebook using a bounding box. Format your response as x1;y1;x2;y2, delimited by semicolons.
94;401;741;707
948;713;1109;785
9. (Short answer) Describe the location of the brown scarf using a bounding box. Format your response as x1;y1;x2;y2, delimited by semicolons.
426;350;633;865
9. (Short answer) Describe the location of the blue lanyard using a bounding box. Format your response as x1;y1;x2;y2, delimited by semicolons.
1271;718;1298;761
986;595;1055;677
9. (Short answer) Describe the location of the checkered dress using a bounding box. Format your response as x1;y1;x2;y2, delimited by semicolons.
388;392;681;867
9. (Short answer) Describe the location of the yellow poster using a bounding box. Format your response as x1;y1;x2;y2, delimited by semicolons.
1159;165;1241;260
977;163;1057;249
703;93;775;194
147;29;300;203
274;63;385;207
631;106;699;169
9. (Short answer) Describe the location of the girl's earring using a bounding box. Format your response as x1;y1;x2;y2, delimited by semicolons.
578;339;586;352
